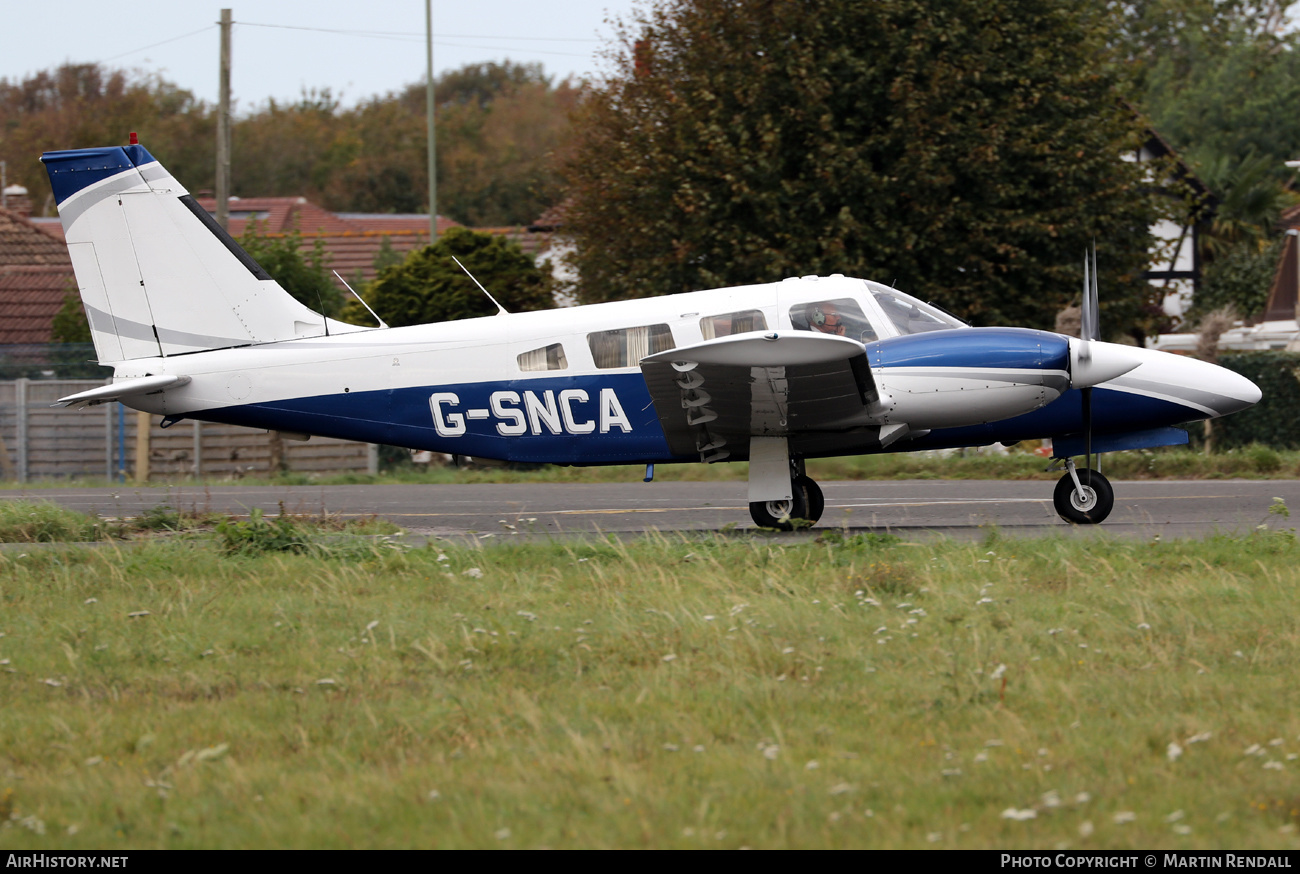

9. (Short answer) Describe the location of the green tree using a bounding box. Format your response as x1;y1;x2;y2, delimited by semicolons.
343;226;552;327
564;0;1159;336
232;61;575;225
0;64;214;216
49;287;91;344
1109;1;1293;94
238;221;344;317
1195;150;1296;258
1139;12;1300;178
1189;235;1284;322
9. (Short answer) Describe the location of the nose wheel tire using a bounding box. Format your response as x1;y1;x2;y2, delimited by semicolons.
750;477;824;530
1053;468;1114;524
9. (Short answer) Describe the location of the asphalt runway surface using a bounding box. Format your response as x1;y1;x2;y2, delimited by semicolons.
2;478;1298;541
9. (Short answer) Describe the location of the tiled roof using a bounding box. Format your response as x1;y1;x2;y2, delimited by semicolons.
0;265;77;344
27;217;65;242
192;197;557;289
0;199;561;340
0;210;75;344
0;208;72;267
195;196;365;237
529;199;570;232
195;197;475;288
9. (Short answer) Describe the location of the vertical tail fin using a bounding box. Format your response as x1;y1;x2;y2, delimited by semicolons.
41;143;363;363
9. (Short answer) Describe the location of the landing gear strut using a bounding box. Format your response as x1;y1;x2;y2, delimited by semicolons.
749;461;825;531
1052;461;1113;524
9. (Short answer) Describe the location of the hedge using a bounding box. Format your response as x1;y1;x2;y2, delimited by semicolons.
1209;351;1300;450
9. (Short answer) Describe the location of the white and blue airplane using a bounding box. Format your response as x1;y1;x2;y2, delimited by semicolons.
40;141;1261;528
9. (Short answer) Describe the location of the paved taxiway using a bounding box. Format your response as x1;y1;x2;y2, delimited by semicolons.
2;479;1297;541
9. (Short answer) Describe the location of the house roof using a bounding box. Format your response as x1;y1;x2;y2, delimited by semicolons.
1259;230;1300;323
0;207;72;268
3;198;560;338
0;265;76;345
192;198;475;288
187;198;555;289
0;209;75;344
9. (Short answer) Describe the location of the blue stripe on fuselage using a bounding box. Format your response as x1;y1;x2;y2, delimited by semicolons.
189;372;681;464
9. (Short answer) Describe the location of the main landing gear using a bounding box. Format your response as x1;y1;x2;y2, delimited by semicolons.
1051;460;1114;525
749;462;825;531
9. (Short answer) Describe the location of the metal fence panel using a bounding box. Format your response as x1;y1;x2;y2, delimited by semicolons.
0;378;376;482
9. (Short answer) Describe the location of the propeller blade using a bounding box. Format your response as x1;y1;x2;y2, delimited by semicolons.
1081;244;1101;343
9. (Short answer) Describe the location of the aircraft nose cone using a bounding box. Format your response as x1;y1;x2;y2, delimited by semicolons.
1210;366;1262;416
1175;357;1261;417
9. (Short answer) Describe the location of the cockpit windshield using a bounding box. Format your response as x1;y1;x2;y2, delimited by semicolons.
870;287;965;335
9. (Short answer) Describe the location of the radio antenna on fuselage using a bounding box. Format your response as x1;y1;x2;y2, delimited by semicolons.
452;255;509;315
333;270;389;329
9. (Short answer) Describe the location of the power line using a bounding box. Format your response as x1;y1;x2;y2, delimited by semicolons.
238;21;601;42
428;41;591;59
99;24;217;63
90;19;595;70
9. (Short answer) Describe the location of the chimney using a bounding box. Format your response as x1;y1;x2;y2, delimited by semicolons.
3;185;32;219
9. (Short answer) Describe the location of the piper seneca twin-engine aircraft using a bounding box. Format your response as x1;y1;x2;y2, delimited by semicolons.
40;141;1262;529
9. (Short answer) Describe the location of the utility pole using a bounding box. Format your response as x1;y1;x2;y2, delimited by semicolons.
426;0;437;244
216;8;232;230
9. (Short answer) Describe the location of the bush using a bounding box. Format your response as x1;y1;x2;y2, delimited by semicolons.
215;508;310;556
1213;351;1300;450
0;501;107;542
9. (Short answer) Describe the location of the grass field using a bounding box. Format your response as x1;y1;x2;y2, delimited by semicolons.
2;502;1299;849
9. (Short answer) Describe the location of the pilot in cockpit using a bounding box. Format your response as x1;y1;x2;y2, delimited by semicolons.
805;301;847;336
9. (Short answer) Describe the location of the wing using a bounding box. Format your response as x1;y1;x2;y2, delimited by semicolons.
640;331;892;462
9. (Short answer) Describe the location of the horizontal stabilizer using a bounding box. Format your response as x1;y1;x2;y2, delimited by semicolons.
55;374;190;409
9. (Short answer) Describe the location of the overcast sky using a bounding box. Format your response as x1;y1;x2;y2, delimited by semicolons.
2;1;644;111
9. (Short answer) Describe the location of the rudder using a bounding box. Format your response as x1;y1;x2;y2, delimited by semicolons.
41;143;361;363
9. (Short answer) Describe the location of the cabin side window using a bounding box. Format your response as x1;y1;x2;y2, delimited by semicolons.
871;288;963;334
587;324;675;369
788;298;878;342
517;343;568;372
700;309;768;340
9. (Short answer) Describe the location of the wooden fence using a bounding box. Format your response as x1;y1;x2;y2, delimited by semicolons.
0;379;378;482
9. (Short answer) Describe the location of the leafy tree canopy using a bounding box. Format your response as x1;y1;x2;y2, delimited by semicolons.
49;286;91;344
343;226;553;327
1187;234;1283;322
564;0;1159;336
1109;0;1293;94
1138;3;1300;177
1;60;573;226
0;64;214;216
232;60;576;225
1121;2;1300;321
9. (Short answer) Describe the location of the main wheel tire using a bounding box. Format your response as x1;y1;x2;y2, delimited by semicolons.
750;480;812;531
1053;469;1114;524
795;476;825;525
